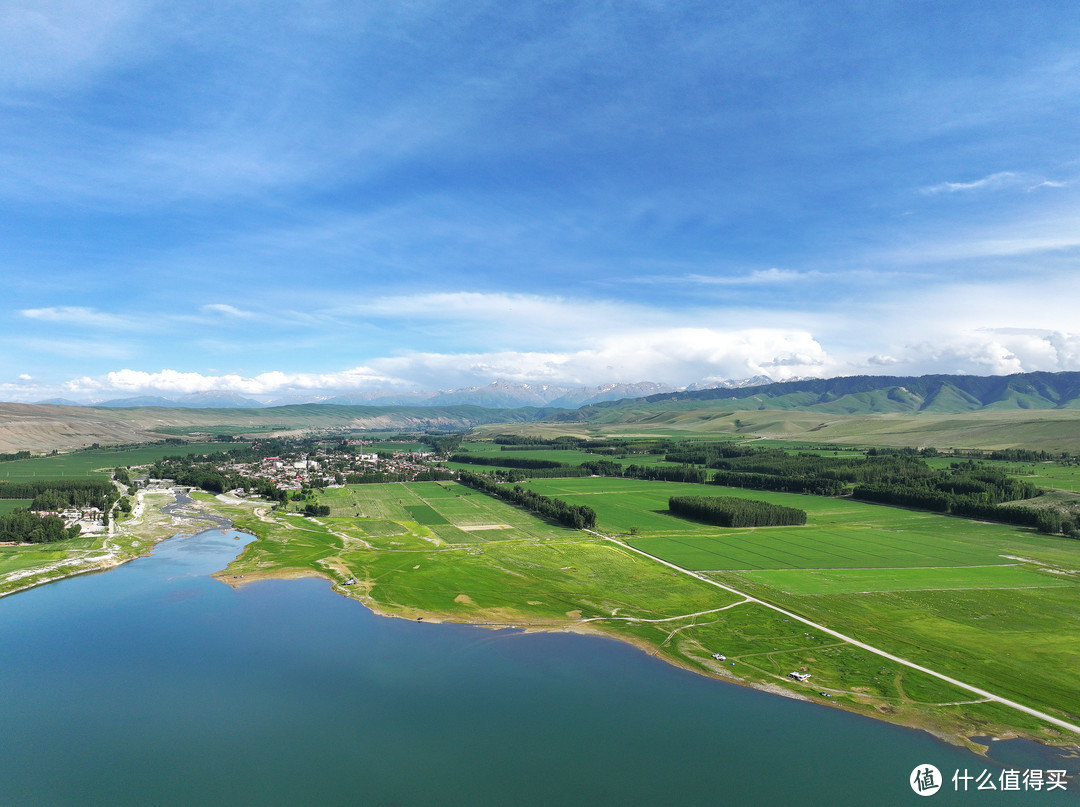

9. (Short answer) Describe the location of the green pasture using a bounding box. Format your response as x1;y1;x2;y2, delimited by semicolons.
0;442;240;480
0;547;70;577
722;582;1080;723
318;482;572;542
738;564;1073;595
1016;464;1080;492
518;477;1060;569
922;456;1080;493
216;485;738;623
151;425;282;436
0;499;33;514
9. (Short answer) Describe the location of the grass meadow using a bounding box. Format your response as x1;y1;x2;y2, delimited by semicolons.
0;499;33;514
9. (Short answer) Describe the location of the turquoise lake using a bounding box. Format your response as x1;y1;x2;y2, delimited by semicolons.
0;528;1076;806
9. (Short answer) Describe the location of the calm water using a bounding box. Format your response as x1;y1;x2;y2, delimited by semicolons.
0;528;1076;806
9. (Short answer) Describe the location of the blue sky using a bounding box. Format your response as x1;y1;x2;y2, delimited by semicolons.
3;0;1079;402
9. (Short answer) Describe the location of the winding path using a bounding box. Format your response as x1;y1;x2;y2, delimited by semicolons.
600;533;1080;737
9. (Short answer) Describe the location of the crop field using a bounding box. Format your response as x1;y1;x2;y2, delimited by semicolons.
1007;463;1080;492
213;485;739;624
316;482;573;543
922;456;1080;493
0;442;239;481
518;476;1054;568
738;564;1072;595
0;499;32;514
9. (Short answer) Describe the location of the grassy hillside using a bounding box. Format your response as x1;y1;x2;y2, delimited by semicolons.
517;408;1080;452
553;371;1080;423
0;402;556;453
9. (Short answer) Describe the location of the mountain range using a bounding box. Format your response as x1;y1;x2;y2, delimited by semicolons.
556;371;1080;421
37;380;703;409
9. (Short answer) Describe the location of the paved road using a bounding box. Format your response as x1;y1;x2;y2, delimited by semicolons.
601;533;1080;737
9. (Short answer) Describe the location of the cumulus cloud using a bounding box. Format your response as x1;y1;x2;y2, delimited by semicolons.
48;326;832;400
63;365;410;397
854;329;1080;377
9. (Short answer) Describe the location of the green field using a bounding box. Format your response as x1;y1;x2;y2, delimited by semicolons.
506;475;1080;733
739;564;1071;595
0;499;33;514
0;443;240;481
192;473;1080;746
316;482;571;543
517;477;1048;569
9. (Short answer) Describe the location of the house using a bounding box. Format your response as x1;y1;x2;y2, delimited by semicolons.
788;671;811;682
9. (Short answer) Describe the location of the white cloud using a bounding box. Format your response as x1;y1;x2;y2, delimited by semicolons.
20;306;134;328
922;171;1020;194
684;268;823;285
1027;180;1068;191
201;303;255;318
67;365;411;396
46;326;831;400
921;171;1069;196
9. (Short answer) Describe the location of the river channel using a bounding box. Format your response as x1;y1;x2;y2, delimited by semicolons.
0;526;1076;805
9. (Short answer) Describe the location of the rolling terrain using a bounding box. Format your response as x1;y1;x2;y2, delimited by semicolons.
7;371;1080;455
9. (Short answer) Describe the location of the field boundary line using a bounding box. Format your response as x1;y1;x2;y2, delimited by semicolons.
598;532;1080;737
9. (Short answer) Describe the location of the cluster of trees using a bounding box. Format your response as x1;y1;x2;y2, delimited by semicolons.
457;472;596;529
490;435;673;456
150;458;289;503
950;448;1064;462
850;467;1054;531
0;480;117;512
624;464;708;484
0;450;31;462
664;443;758;464
450;454;566;470
344;469;453;484
425;434;464;454
710;470;844;496
0;510;81;543
669;495;807;528
709;450;936;485
302;503;331;517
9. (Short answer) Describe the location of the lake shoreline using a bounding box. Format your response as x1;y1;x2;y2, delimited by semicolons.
217;559;1079;759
